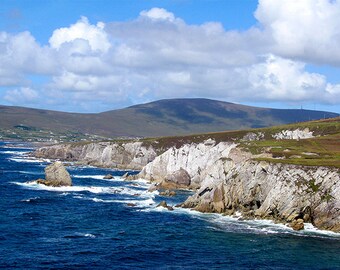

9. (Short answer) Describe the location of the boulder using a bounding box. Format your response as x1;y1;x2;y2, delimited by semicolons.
126;203;137;207
39;161;72;187
164;168;191;187
103;174;114;179
157;201;174;211
159;190;176;197
290;219;304;231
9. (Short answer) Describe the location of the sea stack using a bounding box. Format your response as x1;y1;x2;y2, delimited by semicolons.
37;161;72;187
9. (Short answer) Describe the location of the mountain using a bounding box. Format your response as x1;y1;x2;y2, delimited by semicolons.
0;98;338;141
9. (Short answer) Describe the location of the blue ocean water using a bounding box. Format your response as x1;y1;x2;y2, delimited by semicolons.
0;141;340;270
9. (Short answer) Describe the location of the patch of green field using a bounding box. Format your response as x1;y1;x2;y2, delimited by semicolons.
143;117;340;167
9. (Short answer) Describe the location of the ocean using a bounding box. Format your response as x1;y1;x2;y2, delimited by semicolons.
1;141;339;269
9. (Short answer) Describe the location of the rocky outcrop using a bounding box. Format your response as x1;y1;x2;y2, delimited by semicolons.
139;139;238;189
33;141;157;170
36;161;72;187
182;161;339;231
157;201;174;211
137;139;340;232
272;128;314;140
290;219;304;231
32;134;340;232
103;174;113;179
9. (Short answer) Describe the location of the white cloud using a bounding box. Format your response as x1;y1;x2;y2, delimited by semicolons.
0;31;56;79
140;7;175;22
248;54;327;101
1;6;340;112
49;16;110;53
255;0;340;64
4;87;39;103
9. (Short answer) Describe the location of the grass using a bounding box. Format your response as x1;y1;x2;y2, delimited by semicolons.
242;132;340;168
141;117;340;167
40;116;340;168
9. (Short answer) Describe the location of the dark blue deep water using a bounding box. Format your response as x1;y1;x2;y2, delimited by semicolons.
1;141;340;269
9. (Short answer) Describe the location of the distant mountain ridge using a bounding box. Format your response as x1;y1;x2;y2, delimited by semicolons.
0;98;338;141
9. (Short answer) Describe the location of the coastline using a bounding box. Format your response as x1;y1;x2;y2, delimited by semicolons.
29;135;340;233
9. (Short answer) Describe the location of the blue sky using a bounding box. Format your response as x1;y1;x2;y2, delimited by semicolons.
0;0;340;113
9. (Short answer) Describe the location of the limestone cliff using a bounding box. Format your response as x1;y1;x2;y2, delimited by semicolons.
32;120;340;232
138;139;340;232
34;141;157;170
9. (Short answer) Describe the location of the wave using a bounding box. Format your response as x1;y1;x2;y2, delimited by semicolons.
170;208;340;239
63;232;96;239
111;198;155;208
1;150;29;155
75;196;156;208
12;181;156;199
19;171;42;175
72;174;113;180
9;157;50;163
20;197;41;202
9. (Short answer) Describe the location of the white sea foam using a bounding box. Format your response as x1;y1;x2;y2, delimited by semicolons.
21;197;40;202
84;233;96;238
114;198;155;208
9;157;50;163
147;206;340;238
19;171;42;175
131;178;152;186
189;209;340;238
73;174;113;180
1;150;28;155
13;181;155;200
66;232;96;239
14;182;128;194
73;195;155;208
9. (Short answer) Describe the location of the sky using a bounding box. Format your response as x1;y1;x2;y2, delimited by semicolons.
0;0;340;113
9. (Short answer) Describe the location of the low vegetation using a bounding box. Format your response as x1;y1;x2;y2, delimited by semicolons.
139;117;340;168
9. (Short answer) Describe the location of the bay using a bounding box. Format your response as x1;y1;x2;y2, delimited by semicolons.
0;141;339;269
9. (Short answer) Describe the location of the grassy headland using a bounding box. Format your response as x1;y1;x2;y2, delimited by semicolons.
138;117;340;168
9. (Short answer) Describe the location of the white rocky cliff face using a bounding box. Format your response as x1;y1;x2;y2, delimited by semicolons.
34;142;157;170
272;128;314;140
139;139;238;189
33;135;340;232
138;139;340;232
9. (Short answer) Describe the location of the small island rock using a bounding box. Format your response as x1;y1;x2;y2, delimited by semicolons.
103;174;114;179
38;161;72;187
157;201;174;211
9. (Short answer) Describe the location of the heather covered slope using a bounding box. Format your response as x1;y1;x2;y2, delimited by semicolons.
0;99;338;141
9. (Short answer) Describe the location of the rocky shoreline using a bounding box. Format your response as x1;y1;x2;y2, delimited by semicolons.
32;137;340;232
33;141;157;170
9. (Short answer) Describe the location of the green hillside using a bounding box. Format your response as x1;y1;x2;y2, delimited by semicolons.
0;98;338;142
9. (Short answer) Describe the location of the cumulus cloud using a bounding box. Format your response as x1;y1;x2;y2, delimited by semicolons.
256;0;340;64
0;3;340;112
49;16;110;53
248;55;328;101
140;7;176;22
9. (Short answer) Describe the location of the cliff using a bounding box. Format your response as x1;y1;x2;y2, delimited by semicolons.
32;118;340;232
34;141;157;170
138;139;339;232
